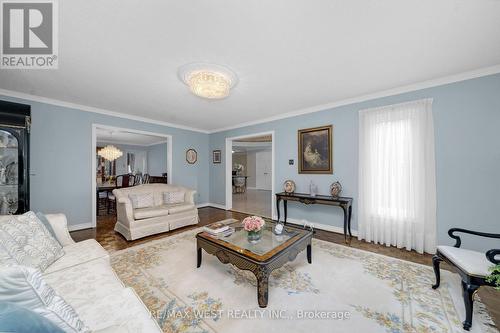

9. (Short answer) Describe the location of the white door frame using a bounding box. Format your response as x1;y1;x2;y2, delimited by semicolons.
91;124;173;228
225;130;276;220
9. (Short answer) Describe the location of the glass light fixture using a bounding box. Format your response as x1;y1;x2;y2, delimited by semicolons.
178;63;238;99
98;145;123;161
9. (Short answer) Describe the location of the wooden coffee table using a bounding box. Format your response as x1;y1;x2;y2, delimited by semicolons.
196;219;313;308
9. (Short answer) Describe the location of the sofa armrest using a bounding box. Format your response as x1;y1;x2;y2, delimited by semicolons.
117;197;130;204
44;214;76;246
486;249;500;264
184;190;196;204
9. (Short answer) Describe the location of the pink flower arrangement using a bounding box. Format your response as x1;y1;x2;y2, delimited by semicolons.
242;216;265;232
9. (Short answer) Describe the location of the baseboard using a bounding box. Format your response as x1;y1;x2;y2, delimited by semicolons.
68;223;93;231
285;218;358;237
196;203;209;208
197;203;227;210
246;187;257;190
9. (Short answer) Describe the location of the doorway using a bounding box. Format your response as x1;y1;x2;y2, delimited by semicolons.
91;124;172;228
225;131;275;219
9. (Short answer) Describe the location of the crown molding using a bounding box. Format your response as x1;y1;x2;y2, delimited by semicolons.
0;88;210;134
208;64;500;133
97;139;169;147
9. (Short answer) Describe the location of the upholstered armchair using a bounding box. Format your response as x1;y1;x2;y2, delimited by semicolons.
432;228;500;330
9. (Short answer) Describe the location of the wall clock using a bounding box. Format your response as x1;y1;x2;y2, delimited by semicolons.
186;148;197;164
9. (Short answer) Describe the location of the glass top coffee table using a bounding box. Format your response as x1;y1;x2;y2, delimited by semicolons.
196;219;313;308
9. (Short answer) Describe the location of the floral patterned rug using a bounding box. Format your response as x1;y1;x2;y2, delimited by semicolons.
110;228;498;333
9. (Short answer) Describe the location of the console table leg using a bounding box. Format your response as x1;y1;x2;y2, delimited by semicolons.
342;205;348;243
284;200;288;224
307;243;312;264
348;205;353;238
255;268;269;308
276;198;281;222
197;246;202;268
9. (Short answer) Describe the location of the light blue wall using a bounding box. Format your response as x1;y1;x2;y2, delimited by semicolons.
147;142;168;176
0;95;210;227
209;73;500;251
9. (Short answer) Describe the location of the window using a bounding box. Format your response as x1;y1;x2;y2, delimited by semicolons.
358;99;436;254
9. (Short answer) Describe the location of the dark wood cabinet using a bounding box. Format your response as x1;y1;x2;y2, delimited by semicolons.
0;100;31;214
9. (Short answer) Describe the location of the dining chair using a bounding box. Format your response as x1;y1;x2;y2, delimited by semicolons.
108;174;135;215
134;174;142;186
115;174;135;188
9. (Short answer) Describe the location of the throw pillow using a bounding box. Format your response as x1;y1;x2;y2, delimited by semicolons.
0;211;64;272
0;243;16;266
163;191;185;204
128;193;154;209
0;265;90;332
36;212;62;246
0;301;65;333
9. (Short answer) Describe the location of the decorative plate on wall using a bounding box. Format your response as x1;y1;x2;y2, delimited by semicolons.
186;149;197;164
283;180;296;193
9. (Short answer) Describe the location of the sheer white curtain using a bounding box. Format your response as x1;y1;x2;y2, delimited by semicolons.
358;99;437;254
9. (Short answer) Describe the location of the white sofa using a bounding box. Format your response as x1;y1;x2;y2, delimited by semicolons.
40;213;162;332
113;184;199;241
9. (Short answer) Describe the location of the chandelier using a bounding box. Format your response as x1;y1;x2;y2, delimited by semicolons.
98;145;123;161
178;63;238;99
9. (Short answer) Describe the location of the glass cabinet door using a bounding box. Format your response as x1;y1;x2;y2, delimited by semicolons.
0;130;19;214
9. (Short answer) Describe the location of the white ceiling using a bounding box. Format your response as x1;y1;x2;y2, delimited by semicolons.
1;0;500;132
96;128;167;146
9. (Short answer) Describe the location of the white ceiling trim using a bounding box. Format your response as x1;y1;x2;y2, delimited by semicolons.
0;64;499;134
208;64;500;133
96;139;169;147
0;88;210;134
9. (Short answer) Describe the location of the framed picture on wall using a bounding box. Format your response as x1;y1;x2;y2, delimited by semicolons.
186;148;198;164
298;125;333;174
213;150;221;164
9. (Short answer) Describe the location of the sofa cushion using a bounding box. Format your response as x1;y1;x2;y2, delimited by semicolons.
437;245;495;277
0;212;64;271
129;193;154;209
0;301;66;333
75;288;161;332
133;206;170;220
163;191;185;204
44;239;109;274
44;257;125;310
166;203;196;214
0;265;89;332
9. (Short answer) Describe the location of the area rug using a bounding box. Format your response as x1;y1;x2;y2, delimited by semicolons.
110;228;498;333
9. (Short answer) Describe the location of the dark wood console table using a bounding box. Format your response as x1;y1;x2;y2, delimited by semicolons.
275;192;353;242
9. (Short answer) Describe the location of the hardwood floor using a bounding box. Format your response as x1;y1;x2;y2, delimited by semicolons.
232;189;271;218
71;207;499;328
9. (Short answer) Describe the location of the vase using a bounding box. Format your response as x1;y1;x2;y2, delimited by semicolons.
247;230;262;243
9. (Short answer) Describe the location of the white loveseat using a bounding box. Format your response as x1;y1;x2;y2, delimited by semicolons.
42;214;161;332
112;184;199;240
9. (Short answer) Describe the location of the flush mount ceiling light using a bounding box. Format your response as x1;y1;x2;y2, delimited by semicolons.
178;63;238;99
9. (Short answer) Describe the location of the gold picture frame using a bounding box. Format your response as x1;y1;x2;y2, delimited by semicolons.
298;125;333;174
